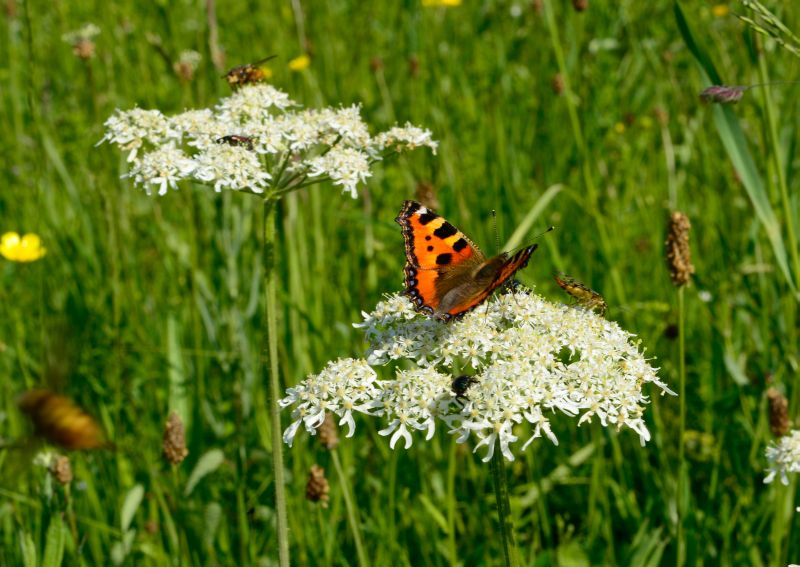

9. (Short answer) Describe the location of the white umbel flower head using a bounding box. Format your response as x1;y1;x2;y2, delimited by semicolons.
282;289;673;461
102;84;436;198
126;145;195;195
764;430;800;485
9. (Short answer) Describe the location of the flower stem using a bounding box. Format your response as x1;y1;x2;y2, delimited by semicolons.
491;444;519;567
676;285;686;567
331;450;369;567
263;197;290;566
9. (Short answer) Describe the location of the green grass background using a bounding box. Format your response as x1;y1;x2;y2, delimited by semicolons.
1;0;799;565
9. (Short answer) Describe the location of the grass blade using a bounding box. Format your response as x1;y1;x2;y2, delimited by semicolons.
674;1;795;290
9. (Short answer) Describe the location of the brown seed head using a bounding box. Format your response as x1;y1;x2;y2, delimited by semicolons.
699;85;746;105
665;211;695;286
530;0;543;15
408;55;419;78
50;455;73;485
767;387;790;437
72;39;95;60
163;412;189;466
305;464;330;507
318;413;340;450
370;57;384;73
572;0;588;12
551;74;564;95
17;389;105;450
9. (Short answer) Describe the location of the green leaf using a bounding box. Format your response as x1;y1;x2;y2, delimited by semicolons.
19;530;36;567
167;315;189;426
503;184;563;251
42;518;67;567
204;502;223;549
185;449;225;496
121;484;145;533
417;494;449;533
674;1;795;290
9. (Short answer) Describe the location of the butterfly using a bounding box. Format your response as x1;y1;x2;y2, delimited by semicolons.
396;200;538;321
553;273;607;316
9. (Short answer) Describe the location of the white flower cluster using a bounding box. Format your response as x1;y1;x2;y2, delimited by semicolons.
764;430;800;485
281;290;674;461
100;85;437;198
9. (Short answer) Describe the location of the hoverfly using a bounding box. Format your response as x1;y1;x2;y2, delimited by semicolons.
223;55;277;88
553;273;607;316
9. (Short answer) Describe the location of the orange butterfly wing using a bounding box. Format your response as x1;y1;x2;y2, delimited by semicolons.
396;200;537;321
396;200;483;314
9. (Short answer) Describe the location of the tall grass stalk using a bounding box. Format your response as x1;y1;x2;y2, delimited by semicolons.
263;198;290;566
676;286;686;566
755;42;800;290
331;450;369;567
491;445;520;567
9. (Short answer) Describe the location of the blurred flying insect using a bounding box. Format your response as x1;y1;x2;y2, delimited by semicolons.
553;273;607;316
216;135;255;151
223;55;277;88
451;375;479;402
17;389;107;450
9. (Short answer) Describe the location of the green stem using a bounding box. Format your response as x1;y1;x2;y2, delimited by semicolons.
756;45;800;289
490;444;519;567
263;198;290;566
677;286;686;567
331;450;369;567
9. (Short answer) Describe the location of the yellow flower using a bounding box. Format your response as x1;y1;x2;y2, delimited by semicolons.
614;122;626;134
288;54;311;72
422;0;461;6
711;4;729;17
0;232;47;262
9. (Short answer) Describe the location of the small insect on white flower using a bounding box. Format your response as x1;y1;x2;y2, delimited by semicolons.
282;289;673;461
764;429;800;485
102;84;436;198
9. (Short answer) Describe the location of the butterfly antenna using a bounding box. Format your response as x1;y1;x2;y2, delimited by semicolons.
491;209;500;255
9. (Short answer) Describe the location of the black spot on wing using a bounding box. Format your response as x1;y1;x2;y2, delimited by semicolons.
433;222;458;239
452;238;468;252
436;253;452;265
427;245;434;251
419;211;438;225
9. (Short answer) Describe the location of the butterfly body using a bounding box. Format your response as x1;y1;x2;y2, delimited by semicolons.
396;200;537;321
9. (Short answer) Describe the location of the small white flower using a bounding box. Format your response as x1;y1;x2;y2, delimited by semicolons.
375;123;438;154
764;430;800;485
192;144;271;193
99;108;176;162
216;84;296;124
126;145;195;195
282;289;672;461
306;146;372;198
62;23;101;45
279;358;382;447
